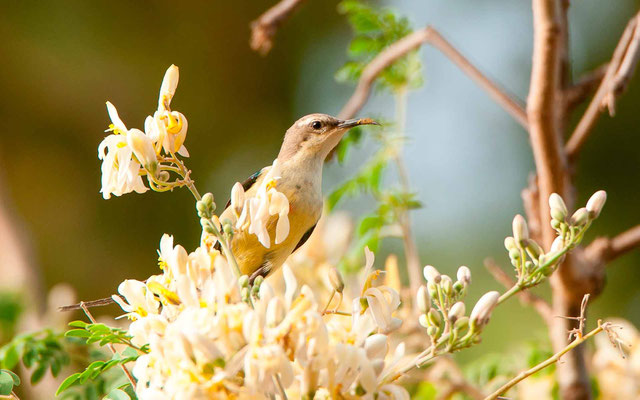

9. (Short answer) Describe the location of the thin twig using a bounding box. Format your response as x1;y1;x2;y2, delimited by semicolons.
484;258;552;325
483;321;610;400
566;12;640;159
250;0;307;55
59;296;116;312
338;26;528;129
79;302;136;390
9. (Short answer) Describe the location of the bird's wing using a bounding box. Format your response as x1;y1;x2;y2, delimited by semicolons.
224;169;263;210
293;223;317;253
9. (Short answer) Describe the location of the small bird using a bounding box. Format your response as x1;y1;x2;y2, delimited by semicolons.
219;113;378;281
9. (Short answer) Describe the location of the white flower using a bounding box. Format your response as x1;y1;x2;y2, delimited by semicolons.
112;280;160;319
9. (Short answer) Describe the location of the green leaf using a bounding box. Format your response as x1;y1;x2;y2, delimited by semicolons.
104;388;130;400
1;370;19;386
121;348;139;358
0;371;14;395
56;373;81;395
65;329;91;338
2;345;19;369
30;364;47;384
358;214;385;236
69;321;89;328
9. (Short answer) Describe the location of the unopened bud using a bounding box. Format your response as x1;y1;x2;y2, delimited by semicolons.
201;193;215;211
231;182;245;214
416;286;430;314
549;193;568;221
365;334;388;360
470;291;500;331
525;239;544;260
223;220;234;236
157;170;170;182
457;266;471;285
504;237;517;251
238;275;249;288
550;237;564;252
428;309;442;327
253;276;264;289
427;281;438;298
426;326;438;337
512;215;529;244
241;287;250;302
200;218;215;234
509;248;521;260
328;267;345;293
418;314;429;328
570;207;590;226
423;265;441;284
454;316;469;331
586;190;607;219
441;275;453;296
448;301;466;322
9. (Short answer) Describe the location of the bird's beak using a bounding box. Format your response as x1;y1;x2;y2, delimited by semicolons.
337;118;380;129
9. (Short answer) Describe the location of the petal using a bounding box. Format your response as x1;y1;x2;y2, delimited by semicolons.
106;101;127;133
275;215;290;244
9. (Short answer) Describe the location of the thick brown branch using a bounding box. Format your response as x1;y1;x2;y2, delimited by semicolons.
338;26;528;129
566;12;640;159
484;258;553;325
584;224;640;265
250;0;307;56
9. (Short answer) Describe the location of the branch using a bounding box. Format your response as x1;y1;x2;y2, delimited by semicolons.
564;63;608;110
566;12;640;159
584;224;640;265
484;321;611;400
338;26;529;129
484;258;553;326
59;296;116;312
250;0;307;56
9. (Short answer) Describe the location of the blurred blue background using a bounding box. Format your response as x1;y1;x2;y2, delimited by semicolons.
0;0;638;367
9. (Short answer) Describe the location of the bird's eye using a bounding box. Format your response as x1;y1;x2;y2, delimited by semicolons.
311;120;322;130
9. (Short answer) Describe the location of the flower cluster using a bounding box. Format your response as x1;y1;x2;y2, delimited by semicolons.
504;190;607;288
414;264;499;364
98;65;192;199
113;234;409;399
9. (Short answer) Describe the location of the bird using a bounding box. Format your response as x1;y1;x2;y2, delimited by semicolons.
219;113;378;281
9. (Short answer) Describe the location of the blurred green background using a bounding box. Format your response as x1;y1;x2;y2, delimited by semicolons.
0;0;638;374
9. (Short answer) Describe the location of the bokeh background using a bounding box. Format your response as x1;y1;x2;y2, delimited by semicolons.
0;0;638;384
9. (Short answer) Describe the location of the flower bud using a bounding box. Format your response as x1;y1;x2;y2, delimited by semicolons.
550;237;564;252
570;207;590;226
418;314;429;328
448;302;466;322
127;129;158;176
427;309;442;327
238;275;249;288
456;266;471;286
423;265;441;284
427;281;438;299
201;193;215;210
586;190;607;219
231;182;245;214
253;275;264;289
512;215;529;244
470;291;500;331
328;267;345;293
525;239;544;260
365;334;388;360
441;275;453;296
508;248;521;260
159;65;179;111
504;236;517;251
454;316;469;332
426;326;438;337
549;193;568;221
157;170;170;182
416;285;430;314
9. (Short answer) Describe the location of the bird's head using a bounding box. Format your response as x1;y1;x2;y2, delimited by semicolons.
278;113;379;162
